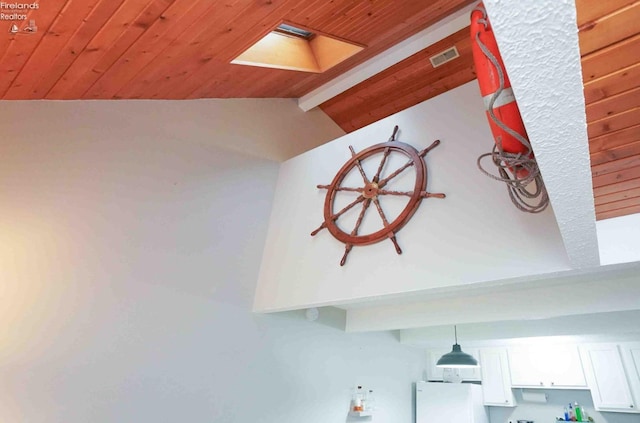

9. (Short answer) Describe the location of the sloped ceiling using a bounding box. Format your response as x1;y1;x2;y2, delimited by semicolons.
0;0;474;99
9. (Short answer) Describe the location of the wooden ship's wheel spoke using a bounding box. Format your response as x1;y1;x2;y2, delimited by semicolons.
311;126;445;266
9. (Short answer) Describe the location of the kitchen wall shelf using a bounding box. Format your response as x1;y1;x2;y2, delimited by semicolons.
350;410;373;417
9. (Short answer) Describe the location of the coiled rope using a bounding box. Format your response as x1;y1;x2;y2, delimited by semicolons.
473;5;549;213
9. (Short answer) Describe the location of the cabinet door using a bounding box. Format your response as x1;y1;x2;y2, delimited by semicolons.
580;344;638;413
508;346;546;387
426;348;482;381
479;348;516;407
509;345;586;388
620;342;640;412
547;345;587;388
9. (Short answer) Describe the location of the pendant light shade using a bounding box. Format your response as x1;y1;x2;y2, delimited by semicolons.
436;326;479;368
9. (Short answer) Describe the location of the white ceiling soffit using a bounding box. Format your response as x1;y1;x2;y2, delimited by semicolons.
344;261;640;332
297;2;478;112
399;310;640;348
482;0;599;269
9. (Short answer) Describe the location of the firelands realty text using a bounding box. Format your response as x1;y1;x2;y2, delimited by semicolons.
1;2;38;20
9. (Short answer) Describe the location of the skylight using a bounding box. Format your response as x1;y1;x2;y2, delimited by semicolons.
231;23;364;73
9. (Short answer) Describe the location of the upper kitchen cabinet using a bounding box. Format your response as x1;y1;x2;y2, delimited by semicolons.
580;343;639;413
479;348;517;407
508;345;587;389
620;343;640;411
426;348;482;382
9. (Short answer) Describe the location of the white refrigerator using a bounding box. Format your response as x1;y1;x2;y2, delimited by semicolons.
416;381;489;423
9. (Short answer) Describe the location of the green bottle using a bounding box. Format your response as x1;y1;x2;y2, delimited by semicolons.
574;402;583;421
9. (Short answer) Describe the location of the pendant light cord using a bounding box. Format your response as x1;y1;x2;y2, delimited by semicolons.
454;325;458;344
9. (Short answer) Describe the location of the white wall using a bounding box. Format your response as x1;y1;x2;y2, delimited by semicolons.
0;98;344;163
597;214;640;265
256;81;569;313
0;101;424;422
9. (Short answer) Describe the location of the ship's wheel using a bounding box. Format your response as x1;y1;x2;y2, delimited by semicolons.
311;126;445;265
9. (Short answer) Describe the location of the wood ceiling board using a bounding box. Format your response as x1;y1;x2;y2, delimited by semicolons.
575;0;637;26
2;0;103;99
591;140;640;167
597;204;640;220
592;165;640;188
113;0;267;99
142;0;474;99
327;65;477;133
0;0;69;96
149;2;320;99
321;59;473;131
45;0;176;99
580;33;640;83
586;86;640;122
83;0;215;99
595;186;640;206
0;0;473;99
190;0;476;100
587;107;640;138
6;0;134;99
188;0;476;99
319;27;474;132
578;1;640;56
583;62;640;104
591;154;640;178
577;0;639;219
590;124;640;154
320;30;471;115
596;196;640;213
593;177;640;197
283;0;476;97
152;2;312;99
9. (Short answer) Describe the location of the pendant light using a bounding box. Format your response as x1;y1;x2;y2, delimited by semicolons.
436;325;479;368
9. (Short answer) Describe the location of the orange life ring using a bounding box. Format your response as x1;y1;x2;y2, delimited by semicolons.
470;3;530;160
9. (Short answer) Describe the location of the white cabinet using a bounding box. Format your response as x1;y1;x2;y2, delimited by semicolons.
508;345;587;389
620;342;640;409
478;348;516;407
579;343;639;413
426;348;481;382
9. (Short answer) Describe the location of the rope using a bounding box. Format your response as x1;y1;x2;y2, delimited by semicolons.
473;5;549;213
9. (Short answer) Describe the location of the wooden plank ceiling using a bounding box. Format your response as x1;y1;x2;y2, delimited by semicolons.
577;0;640;220
319;26;475;133
0;0;474;100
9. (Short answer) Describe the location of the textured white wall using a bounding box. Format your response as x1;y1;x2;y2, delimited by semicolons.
482;0;599;268
0;101;422;422
256;81;570;313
